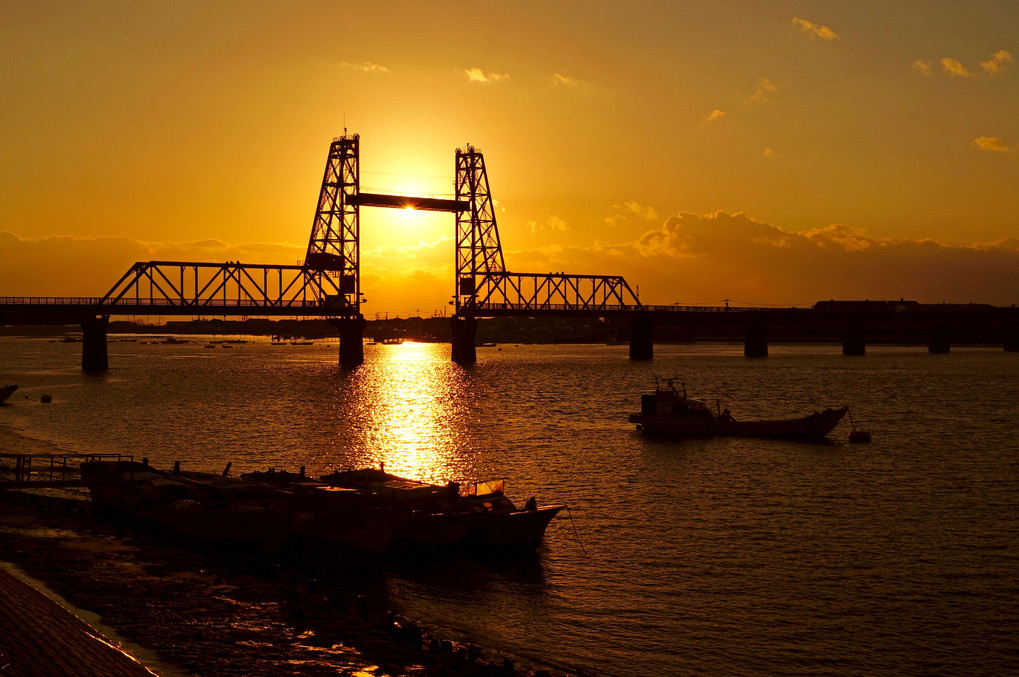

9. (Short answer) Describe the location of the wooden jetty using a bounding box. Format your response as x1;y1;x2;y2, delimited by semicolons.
0;452;130;490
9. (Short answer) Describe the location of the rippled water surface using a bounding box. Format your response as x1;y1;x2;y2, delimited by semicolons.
2;337;1017;676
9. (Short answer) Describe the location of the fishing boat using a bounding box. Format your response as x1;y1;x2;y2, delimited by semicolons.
0;384;17;403
629;378;847;439
459;479;565;547
80;459;296;545
319;468;563;549
243;466;465;552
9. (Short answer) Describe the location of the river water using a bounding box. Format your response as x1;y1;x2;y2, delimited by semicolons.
1;336;1017;676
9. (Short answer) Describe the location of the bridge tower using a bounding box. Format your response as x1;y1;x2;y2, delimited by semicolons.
452;145;504;363
306;133;365;366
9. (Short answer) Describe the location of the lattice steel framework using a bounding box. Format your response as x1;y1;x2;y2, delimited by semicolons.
72;135;643;321
455;145;505;311
453;145;641;314
305;133;360;316
99;261;344;314
471;272;640;314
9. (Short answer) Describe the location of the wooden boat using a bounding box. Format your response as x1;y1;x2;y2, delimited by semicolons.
80;460;296;545
629;378;847;439
0;384;17;404
459;480;565;547
319;469;563;549
243;467;446;552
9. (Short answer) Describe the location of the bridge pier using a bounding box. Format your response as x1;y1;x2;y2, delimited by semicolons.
928;324;951;354
628;317;654;360
842;325;866;356
450;315;478;365
331;316;366;367
1004;326;1019;352
744;323;768;358
81;316;109;373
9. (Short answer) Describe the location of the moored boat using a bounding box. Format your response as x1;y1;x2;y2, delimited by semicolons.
318;469;563;549
629;378;847;439
80;459;296;545
459;479;565;547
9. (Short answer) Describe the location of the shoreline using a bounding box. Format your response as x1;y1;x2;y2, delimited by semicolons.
0;453;573;677
0;561;158;677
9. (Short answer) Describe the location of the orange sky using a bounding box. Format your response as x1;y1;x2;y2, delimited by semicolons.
2;1;1017;314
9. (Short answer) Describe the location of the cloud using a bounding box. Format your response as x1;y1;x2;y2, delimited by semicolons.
340;61;390;73
973;136;1014;152
941;57;973;77
0;232;307;296
981;50;1013;75
6;214;1019;316
705;109;726;122
748;77;777;104
920;51;1010;78
463;67;509;83
529;215;569;234
604;202;658;228
551;73;581;87
624;201;658;221
617;211;1019;305
791;17;839;42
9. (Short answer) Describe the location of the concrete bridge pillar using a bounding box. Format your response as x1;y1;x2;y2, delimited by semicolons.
628;316;654;360
1004;326;1019;352
331;316;366;367
842;325;866;356
450;315;478;365
744;323;768;358
928;324;951;354
81;316;109;373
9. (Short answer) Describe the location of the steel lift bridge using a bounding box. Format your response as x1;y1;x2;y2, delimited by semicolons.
314;133;645;365
0;133;645;371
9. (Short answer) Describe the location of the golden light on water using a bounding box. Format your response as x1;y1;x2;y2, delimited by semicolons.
358;342;472;484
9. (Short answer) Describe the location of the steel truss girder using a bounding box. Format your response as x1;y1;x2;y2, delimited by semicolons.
306;134;360;311
470;272;642;314
99;261;351;315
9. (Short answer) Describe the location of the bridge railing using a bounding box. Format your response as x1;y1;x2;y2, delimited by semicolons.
98;298;326;308
0;297;328;309
472;302;802;314
0;297;103;305
639;304;803;313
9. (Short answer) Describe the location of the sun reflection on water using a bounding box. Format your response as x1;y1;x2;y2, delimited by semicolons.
341;342;476;485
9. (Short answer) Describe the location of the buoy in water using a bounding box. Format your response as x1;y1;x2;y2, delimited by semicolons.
849;430;872;443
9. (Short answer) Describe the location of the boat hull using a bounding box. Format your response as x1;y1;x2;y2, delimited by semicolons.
81;460;295;544
630;406;848;439
465;505;564;547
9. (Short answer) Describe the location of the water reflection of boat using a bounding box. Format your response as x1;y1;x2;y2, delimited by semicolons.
0;384;17;403
629;378;847;439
